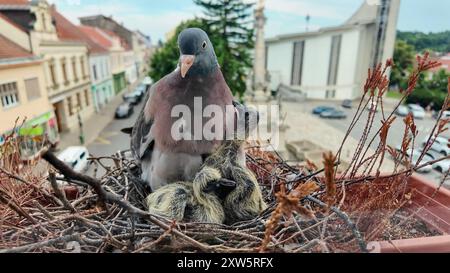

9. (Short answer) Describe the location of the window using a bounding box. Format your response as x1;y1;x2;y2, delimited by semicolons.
93;64;98;81
72;57;78;82
103;60;107;77
0;82;19;108
84;89;90;106
326;35;342;98
291;41;305;86
80;57;86;79
76;92;82;110
265;46;268;70
41;13;47;31
24;78;41;100
67;96;74;116
49;61;57;88
61;58;68;85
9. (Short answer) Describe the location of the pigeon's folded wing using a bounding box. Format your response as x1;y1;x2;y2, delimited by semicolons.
131;85;155;163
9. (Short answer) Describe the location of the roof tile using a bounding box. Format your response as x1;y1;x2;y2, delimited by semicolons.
0;33;33;60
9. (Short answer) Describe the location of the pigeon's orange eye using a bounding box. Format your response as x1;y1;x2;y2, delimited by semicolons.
202;41;207;49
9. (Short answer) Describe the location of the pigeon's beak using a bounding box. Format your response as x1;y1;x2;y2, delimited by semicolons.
180;55;195;78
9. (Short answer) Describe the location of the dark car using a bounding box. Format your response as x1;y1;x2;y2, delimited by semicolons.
115;102;134;119
320;109;347;119
134;84;147;97
342;99;352;109
123;91;141;105
312;106;335;115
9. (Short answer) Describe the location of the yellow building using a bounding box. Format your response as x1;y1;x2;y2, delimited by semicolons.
0;0;94;132
0;33;58;159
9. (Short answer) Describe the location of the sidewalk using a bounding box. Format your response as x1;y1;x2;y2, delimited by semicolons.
58;79;142;150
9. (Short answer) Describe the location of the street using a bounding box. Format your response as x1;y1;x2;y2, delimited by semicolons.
87;99;143;157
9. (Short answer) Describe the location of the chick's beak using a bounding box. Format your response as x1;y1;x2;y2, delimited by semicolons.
180;55;195;78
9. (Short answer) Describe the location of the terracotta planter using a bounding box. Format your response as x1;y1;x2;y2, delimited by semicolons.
367;174;450;253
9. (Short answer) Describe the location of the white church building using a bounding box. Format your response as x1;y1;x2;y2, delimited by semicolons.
265;0;401;100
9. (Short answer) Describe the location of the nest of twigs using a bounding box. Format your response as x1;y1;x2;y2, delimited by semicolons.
0;54;449;253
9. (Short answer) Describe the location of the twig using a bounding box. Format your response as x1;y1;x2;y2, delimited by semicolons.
48;172;76;213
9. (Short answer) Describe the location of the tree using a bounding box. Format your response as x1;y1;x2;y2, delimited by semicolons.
194;0;255;98
149;19;209;82
390;40;415;88
406;69;449;110
397;30;450;53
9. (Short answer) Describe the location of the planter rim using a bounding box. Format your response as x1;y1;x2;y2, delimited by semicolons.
368;235;450;253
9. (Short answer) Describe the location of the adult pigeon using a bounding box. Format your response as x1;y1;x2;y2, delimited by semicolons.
130;28;235;191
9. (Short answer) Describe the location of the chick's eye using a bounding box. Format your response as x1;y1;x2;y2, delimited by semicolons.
202;41;207;49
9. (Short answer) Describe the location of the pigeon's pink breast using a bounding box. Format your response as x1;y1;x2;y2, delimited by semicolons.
149;68;234;155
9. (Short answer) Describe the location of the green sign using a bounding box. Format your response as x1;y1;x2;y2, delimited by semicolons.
19;125;44;136
17;111;53;136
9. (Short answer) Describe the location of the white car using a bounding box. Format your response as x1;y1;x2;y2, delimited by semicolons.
422;135;450;156
433;159;450;173
142;76;153;85
394;146;433;173
57;146;90;173
396;105;409;116
367;100;378;112
442;111;450;119
407;104;425;119
426;150;450;173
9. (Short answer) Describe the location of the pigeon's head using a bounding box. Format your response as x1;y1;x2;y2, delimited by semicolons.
177;28;218;78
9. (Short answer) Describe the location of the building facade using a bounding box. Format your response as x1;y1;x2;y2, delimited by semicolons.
0;0;95;132
97;29;128;94
265;0;400;100
0;33;58;159
79;25;114;112
79;15;150;84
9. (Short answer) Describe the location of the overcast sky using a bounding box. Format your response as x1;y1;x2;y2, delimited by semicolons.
49;0;450;43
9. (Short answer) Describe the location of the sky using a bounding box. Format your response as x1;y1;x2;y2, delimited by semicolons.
49;0;450;43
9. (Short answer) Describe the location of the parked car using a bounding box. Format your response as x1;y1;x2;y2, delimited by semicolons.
115;102;134;119
123;92;141;105
142;76;153;86
134;84;147;97
433;160;450;173
426;150;450;173
367;100;378;112
57;146;90;173
407;104;425;119
422;135;450;156
394;146;433;173
342;99;352;109
433;110;450;120
320;109;347;119
395;105;409;116
312;106;335;115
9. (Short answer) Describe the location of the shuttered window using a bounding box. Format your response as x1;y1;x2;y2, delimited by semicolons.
24;78;41;101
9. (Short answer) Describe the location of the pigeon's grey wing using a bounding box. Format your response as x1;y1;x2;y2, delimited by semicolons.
131;84;156;163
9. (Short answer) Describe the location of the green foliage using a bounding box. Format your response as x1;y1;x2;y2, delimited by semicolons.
386;90;403;99
390;40;415;88
194;0;255;98
149;19;208;82
397;31;450;53
406;69;449;110
406;88;446;111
